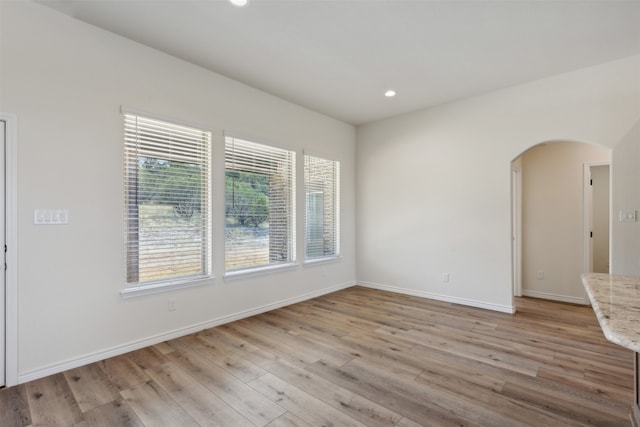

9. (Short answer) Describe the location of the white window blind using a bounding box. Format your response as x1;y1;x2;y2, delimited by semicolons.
124;113;211;287
304;154;340;260
225;136;295;272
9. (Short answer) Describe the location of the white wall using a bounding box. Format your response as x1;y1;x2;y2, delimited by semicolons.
0;2;356;381
356;54;640;313
519;142;609;304
611;119;640;275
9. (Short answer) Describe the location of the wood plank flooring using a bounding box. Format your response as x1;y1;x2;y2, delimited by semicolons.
0;287;634;426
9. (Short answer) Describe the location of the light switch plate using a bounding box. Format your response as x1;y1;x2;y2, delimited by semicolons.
619;210;637;223
34;209;69;225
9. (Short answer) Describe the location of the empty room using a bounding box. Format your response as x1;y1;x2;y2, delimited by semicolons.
1;0;640;426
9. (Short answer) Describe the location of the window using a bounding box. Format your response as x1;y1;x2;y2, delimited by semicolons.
304;154;340;260
124;113;211;289
225;136;295;272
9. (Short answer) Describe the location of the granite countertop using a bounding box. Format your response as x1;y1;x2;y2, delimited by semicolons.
582;272;640;353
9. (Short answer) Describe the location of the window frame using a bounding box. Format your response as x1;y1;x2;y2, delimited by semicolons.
121;109;213;297
303;152;340;263
223;135;297;277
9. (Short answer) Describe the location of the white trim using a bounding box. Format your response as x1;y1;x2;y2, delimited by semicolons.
511;166;522;297
583;162;611;305
1;113;18;386
303;154;340;263
223;130;298;154
358;281;516;314
295;149;305;266
584;162;611;276
120;105;215;134
121;276;215;298
304;256;341;267
18;280;356;384
302;149;341;163
223;262;298;281
521;289;588;305
583;163;593;275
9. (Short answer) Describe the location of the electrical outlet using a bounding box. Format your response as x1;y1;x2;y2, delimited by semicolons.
168;298;176;311
536;271;544;280
442;273;450;283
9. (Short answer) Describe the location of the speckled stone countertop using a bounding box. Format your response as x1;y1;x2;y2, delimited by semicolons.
582;272;640;353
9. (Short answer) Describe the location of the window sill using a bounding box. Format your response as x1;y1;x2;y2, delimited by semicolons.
224;262;298;281
304;255;341;266
121;276;214;298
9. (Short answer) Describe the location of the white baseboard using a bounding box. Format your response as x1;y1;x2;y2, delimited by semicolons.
357;281;516;314
18;281;355;384
521;289;587;305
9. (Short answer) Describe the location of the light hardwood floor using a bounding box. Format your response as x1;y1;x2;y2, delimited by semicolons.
0;287;634;426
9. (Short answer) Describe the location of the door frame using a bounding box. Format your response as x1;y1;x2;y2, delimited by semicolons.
583;162;610;277
1;113;18;387
511;165;522;298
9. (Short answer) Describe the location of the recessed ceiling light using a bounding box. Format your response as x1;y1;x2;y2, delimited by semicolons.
229;0;249;7
385;90;396;98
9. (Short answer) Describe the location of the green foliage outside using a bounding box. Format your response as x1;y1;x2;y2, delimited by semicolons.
136;157;270;227
225;170;270;227
138;157;203;220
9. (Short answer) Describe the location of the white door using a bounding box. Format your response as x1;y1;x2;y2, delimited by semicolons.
0;120;5;387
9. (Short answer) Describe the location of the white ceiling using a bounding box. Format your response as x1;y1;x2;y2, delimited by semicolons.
38;0;640;125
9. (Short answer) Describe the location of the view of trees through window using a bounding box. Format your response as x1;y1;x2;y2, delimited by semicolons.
131;157;208;283
224;136;295;272
124;113;210;286
225;170;270;270
125;116;320;286
225;171;269;227
139;157;204;220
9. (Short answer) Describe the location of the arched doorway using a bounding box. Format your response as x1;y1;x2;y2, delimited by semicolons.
511;140;610;304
